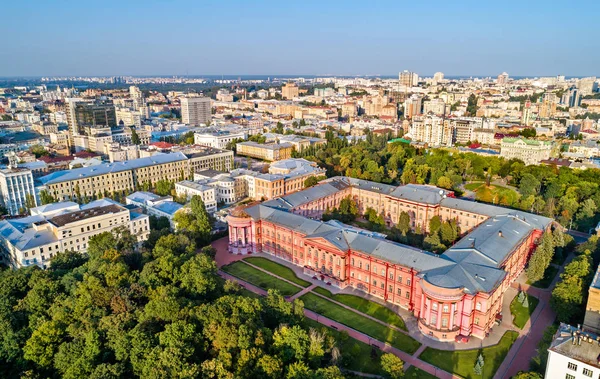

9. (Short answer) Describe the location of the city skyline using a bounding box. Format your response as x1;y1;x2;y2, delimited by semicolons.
2;0;599;77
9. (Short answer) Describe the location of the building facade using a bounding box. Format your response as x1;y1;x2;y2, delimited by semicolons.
500;137;553;165
236;141;293;161
0;199;149;269
546;323;600;379
0;168;37;215
226;177;552;341
37;153;190;201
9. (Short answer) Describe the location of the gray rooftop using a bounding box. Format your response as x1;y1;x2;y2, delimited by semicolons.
37;152;188;185
550;323;600;369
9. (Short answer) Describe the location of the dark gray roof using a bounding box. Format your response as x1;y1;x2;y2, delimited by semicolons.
262;181;349;211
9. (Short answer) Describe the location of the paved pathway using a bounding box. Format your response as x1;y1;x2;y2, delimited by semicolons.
494;254;574;379
289;283;317;301
218;267;459;379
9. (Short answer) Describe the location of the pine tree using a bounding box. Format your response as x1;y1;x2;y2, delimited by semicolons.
517;291;525;304
522;295;529;308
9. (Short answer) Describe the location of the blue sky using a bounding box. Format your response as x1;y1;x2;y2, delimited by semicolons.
2;0;598;77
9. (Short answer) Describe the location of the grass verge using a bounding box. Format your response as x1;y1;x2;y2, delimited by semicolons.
418;331;519;379
300;292;420;354
221;261;301;296
244;256;311;287
510;294;539;329
404;366;438;379
312;287;406;330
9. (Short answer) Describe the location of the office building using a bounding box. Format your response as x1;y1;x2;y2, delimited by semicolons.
0;199;149;269
194;130;246;149
226;177;552;341
181;96;211;126
545;323;600;379
0;167;37;215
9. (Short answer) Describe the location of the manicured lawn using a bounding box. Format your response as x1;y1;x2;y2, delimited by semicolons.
464;182;520;206
221;261;301;296
404;366;438;379
419;331;519;379
527;265;559;288
303;318;385;376
312;287;407;330
244;256;311;287
510;294;539;329
300;293;420;354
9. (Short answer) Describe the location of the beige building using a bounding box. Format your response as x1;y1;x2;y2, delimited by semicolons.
236;141;293;161
423;98;448;116
404;95;422;119
38;152;190;201
341;102;358;118
408;116;452;146
181;96;211;126
500;137;552;165
282;82;299;100
399;70;418;87
0;199;149;269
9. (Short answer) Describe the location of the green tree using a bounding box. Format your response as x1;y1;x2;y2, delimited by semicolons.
130;127;141;145
380;353;404;379
155;180;174;196
397;212;411;236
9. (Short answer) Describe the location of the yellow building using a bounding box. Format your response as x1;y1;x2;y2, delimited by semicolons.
39;152;190;201
235;141;293;161
282;82;299;100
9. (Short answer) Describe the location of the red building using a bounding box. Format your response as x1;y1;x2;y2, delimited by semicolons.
227;177;552;341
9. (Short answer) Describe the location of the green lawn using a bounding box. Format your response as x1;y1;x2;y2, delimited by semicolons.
244;257;311;287
464;182;520;206
510;294;539;329
221;261;301;296
303;318;385;376
527;265;559;289
300;293;420;354
404;366;438;379
419;331;519;379
312;287;407;330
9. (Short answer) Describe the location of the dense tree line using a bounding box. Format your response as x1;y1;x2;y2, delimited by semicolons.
293;130;600;232
0;228;366;378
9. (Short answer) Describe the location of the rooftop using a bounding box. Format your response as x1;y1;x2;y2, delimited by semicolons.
49;204;125;227
38;152;188;185
550;323;600;369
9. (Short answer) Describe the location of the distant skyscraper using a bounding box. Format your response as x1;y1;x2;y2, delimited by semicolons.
561;87;582;108
497;72;509;84
181;96;211;126
433;72;444;82
399;70;418;88
129;86;145;111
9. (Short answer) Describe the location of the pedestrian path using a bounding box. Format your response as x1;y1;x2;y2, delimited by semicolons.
289;284;317;301
217;268;458;379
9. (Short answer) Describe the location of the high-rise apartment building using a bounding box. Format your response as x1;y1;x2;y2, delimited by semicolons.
181;96;211;126
562;86;582;108
399;70;418;87
129;86;145;110
281;82;299;99
404;95;422;118
433;72;444;82
0;168;37;215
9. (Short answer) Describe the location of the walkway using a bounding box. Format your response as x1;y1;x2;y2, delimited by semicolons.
493;254;573;379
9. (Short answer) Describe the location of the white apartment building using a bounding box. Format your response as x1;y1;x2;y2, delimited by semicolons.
181;96;211;126
194;130;246;149
500;137;552;165
546;323;600;379
423;98;448;116
174;181;217;214
408;116;452;146
0;199;149;269
0;167;37;215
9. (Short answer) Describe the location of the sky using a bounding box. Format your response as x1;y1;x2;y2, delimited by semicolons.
2;0;599;77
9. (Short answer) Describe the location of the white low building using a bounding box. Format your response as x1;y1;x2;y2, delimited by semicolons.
174;181;217;213
0;199;149;269
546;323;600;379
125;191;184;227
